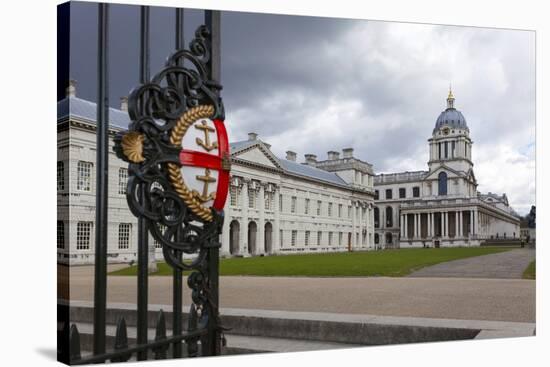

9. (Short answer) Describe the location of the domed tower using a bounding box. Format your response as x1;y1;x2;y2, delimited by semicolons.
427;88;477;198
428;88;473;174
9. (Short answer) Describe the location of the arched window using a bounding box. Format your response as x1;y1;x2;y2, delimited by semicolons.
374;207;380;228
386;206;393;227
438;172;448;196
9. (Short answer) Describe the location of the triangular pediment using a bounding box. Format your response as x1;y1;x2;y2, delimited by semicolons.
424;164;462;181
231;142;281;169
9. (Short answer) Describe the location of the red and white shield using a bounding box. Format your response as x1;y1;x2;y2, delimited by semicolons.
167;105;230;221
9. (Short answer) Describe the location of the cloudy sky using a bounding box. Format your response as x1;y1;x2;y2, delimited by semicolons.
67;2;535;214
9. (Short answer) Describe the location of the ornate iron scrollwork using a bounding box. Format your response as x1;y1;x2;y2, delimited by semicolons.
114;24;227;335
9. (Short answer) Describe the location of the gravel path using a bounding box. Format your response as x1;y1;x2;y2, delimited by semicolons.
408;249;535;279
63;263;535;323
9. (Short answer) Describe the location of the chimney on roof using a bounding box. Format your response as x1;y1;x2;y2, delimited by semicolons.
66;79;76;97
248;132;258;141
327;150;340;160
286;150;297;162
304;154;317;166
120;96;128;111
342;147;354;158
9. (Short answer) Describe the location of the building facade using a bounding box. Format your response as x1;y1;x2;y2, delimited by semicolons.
57;82;376;265
374;90;520;248
221;135;376;256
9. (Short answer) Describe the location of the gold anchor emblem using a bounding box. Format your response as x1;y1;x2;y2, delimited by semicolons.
195;120;218;152
193;168;217;203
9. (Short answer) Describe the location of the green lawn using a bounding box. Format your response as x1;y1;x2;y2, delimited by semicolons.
523;260;536;279
110;247;511;277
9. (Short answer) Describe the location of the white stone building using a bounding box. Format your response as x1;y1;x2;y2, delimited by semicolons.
221;135;376;256
57;83;376;265
373;90;520;248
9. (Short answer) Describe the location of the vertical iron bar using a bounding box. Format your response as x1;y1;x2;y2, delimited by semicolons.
175;8;185;51
172;249;183;358
93;2;109;356
205;9;222;356
136;5;150;362
172;9;185;358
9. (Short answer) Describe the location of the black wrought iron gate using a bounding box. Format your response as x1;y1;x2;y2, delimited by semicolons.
58;3;225;364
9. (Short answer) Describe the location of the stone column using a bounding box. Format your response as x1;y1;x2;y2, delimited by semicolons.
426;213;432;238
221;200;231;255
241;179;249;254
473;209;477;236
274;186;281;253
413;213;418;238
455;210;459;238
399;214;405;239
469;209;474;237
442;212;447;238
404;214;408;239
430;213;435;237
458;211;462;238
356;201;361;248
257;183;266;255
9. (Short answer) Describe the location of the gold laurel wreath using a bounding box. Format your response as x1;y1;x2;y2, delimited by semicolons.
167;105;216;222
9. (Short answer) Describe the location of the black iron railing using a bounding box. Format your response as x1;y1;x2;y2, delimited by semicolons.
58;3;224;364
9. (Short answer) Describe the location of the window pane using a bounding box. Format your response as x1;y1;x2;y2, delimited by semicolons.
57;162;64;191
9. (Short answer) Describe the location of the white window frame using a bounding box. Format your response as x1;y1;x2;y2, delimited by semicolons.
291;196;297;213
118;223;131;249
291;230;297;246
77;161;92;192
57;161;64;191
118;168;128;195
305;231;310;246
76;221;92;250
57;221;64;249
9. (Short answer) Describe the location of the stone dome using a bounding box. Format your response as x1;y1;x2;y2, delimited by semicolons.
433;89;469;134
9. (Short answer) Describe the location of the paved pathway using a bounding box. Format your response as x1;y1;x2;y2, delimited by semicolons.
62;264;535;323
408;249;535;279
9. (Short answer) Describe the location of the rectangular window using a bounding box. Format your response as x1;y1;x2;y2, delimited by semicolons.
291;230;297;246
317;231;322;246
328;203;333;217
452;141;456;158
339;232;343;246
348;205;352;218
77;161;92;191
76;222;92;250
230;186;239;206
338;204;343;218
57;221;64;249
305;231;310;246
57;161;64;191
329;232;333;246
118;168;128;195
279;194;283;212
153;225;166;248
118;223;131;249
291;196;297;213
413;186;420;197
280;230;284;248
305;198;310;214
248;188;256;208
265;192;273;210
374;190;379;200
399;188;406;198
385;189;393;199
317;200;322;215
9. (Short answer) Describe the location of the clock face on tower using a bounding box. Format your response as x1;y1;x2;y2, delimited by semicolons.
443;127;450;135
